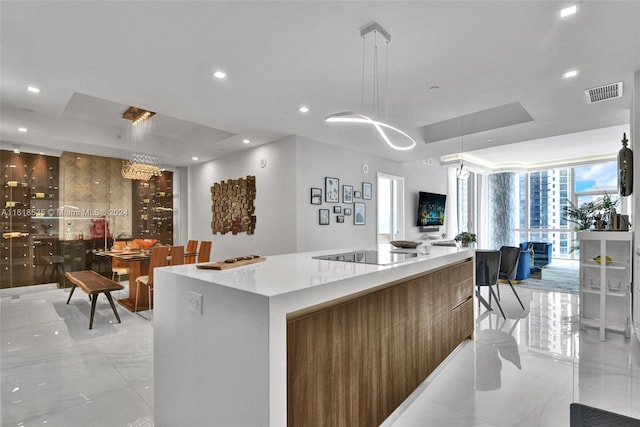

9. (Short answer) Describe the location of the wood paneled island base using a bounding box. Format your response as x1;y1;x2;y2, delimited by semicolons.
287;259;474;426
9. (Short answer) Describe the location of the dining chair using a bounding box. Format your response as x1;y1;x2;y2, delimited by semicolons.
134;246;169;320
498;246;525;310
169;245;185;266
197;241;212;263
111;258;129;298
475;250;505;319
110;241;128;297
185;240;198;264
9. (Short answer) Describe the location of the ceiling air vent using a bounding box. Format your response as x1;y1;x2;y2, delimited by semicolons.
585;82;623;104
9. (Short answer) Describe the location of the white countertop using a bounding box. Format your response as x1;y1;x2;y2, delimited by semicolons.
159;243;472;298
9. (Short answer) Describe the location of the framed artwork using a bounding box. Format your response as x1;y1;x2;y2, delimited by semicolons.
344;208;352;216
319;209;330;225
310;187;322;205
334;206;342;214
354;202;366;225
354;190;361;199
325;177;339;203
336;215;345;223
342;185;353;203
362;182;372;200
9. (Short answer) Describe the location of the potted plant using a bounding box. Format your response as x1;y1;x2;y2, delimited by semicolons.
563;200;596;232
455;231;477;247
594;191;619;228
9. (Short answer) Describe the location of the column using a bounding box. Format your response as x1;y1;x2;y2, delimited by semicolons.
488;172;517;249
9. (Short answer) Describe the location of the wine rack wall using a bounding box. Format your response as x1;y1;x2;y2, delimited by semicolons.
1;150;60;288
131;171;173;244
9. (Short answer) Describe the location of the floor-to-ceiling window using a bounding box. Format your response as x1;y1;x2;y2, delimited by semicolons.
515;161;617;260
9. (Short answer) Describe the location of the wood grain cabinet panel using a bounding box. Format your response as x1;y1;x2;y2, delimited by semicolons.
287;295;379;427
287;258;474;427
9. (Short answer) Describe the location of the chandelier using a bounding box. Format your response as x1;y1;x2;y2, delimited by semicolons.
122;106;155;125
121;154;161;181
120;105;161;180
325;22;416;151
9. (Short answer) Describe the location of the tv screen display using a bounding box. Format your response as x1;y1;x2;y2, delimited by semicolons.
416;192;446;227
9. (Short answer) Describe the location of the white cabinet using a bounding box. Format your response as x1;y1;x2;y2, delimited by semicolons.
578;231;633;341
635;247;640;344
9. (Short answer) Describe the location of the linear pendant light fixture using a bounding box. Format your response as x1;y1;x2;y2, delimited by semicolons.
325;22;416;151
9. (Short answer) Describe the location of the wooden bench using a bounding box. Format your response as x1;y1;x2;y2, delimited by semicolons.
65;270;125;329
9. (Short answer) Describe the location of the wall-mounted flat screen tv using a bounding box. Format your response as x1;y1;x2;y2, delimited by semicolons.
416;191;446;227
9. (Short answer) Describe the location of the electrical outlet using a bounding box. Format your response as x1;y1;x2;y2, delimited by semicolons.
188;291;203;314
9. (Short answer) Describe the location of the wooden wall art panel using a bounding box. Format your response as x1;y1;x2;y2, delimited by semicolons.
211;175;256;235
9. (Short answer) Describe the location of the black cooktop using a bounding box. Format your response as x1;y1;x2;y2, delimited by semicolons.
313;250;427;266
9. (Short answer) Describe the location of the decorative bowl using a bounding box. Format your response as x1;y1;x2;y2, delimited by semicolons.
134;238;158;250
390;240;422;249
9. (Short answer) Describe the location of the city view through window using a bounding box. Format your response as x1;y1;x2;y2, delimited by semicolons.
516;161;618;260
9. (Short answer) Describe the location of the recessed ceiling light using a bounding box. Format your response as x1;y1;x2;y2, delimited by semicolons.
298;106;309;113
563;70;579;79
13;148;20;154
27;86;40;93
18;127;27;132
560;4;578;18
242;139;250;144
192;156;199;161
213;70;226;79
486;138;494;143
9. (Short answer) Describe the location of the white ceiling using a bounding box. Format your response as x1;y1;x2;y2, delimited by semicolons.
1;1;639;169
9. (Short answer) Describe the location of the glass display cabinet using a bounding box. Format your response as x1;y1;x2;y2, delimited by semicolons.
577;230;633;341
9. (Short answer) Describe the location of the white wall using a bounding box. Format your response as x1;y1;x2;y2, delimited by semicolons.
188;135;449;259
400;161;451;241
188;136;298;260
295;136;398;251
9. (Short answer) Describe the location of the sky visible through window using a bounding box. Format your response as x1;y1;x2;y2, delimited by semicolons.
575;162;617;192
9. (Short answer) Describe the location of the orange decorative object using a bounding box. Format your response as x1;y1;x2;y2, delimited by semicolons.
134;239;158;250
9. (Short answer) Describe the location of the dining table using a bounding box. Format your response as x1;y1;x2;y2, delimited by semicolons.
95;249;198;312
95;250;152;312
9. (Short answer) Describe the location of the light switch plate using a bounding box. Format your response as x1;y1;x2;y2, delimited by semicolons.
188;291;203;314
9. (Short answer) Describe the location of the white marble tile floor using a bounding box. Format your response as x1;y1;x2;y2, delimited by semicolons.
1;283;153;427
1;282;639;426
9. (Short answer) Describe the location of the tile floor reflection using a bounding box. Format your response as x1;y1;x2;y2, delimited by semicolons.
385;284;640;427
2;282;639;426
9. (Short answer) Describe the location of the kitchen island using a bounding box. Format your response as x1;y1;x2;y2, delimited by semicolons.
153;244;473;426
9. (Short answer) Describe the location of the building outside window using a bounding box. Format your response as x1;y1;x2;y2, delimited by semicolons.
515;161;617;260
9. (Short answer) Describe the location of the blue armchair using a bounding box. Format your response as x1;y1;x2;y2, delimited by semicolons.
519;242;552;269
515;249;530;281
